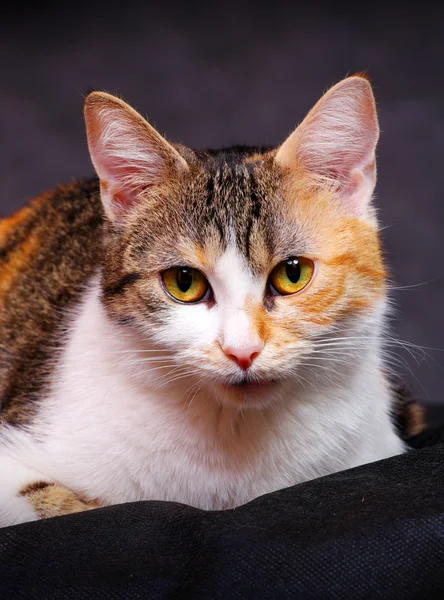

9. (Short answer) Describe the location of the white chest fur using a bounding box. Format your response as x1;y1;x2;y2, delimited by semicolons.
7;279;403;511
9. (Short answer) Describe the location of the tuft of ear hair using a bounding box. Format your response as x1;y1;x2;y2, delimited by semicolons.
84;92;188;221
275;76;379;218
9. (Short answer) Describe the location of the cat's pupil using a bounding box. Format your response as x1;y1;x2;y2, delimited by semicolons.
177;268;193;292
286;259;301;283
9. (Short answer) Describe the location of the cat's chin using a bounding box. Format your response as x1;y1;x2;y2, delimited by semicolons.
214;378;283;409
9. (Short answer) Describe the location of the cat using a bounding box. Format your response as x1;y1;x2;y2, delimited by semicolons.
0;75;409;527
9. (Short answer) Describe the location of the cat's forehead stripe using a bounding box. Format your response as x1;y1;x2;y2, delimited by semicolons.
203;162;271;272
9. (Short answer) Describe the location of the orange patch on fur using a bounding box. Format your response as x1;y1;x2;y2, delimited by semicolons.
19;481;99;519
278;175;386;325
305;315;334;326
0;230;42;298
100;180;110;198
0;206;33;246
195;245;208;267
244;296;269;343
179;242;210;270
304;279;346;312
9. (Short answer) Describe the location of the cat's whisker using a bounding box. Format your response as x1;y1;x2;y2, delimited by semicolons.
386;276;442;291
308;355;362;365
382;348;425;374
285;375;308;392
298;358;350;373
123;364;180;374
307;346;417;378
312;340;369;348
385;339;432;364
284;367;313;390
121;357;176;366
122;362;195;382
311;342;374;351
152;376;192;392
186;383;204;409
179;377;202;402
152;368;200;392
313;335;373;343
112;350;174;356
308;357;370;370
298;363;342;378
312;336;434;364
382;352;431;402
184;384;200;407
381;349;413;367
309;348;365;357
120;354;175;361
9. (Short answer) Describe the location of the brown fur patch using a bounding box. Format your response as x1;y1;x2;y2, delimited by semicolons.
20;480;54;494
0;178;103;425
244;151;268;164
392;382;427;439
19;481;99;519
403;403;427;437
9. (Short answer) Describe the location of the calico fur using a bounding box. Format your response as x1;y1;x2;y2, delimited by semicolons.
0;76;421;526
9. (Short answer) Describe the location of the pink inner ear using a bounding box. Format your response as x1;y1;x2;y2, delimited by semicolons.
91;124;169;218
102;161;162;213
85;94;188;220
276;78;379;215
298;116;376;190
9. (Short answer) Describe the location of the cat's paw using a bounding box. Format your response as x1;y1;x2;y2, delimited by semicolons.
19;481;100;520
0;455;100;527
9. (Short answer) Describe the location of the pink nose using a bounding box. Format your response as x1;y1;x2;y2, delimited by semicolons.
224;344;263;371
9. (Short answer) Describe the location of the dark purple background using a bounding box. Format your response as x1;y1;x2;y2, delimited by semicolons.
1;3;443;413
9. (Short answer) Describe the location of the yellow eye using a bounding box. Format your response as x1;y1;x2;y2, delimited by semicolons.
162;267;209;303
269;257;315;295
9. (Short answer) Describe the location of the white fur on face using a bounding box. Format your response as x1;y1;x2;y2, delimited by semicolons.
148;241;265;377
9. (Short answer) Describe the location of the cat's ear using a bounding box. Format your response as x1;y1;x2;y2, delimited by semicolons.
275;76;379;217
84;92;188;220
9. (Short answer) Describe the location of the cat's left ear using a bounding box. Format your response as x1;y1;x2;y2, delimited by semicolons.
84;92;188;221
275;76;379;218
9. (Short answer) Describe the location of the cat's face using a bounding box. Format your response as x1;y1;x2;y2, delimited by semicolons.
85;77;385;408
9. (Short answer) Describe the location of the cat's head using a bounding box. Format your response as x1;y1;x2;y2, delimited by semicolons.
84;76;385;409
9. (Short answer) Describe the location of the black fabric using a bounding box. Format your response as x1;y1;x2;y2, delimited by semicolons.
1;431;444;599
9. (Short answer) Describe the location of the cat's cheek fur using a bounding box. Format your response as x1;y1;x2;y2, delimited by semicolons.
156;302;220;351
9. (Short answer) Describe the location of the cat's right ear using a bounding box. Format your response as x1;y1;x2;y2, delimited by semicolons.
84;92;188;221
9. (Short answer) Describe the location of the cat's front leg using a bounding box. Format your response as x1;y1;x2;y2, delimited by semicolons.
0;455;99;528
